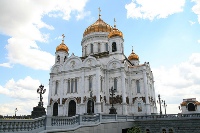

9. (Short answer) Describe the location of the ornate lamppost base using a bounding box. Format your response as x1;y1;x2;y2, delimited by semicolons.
109;107;117;114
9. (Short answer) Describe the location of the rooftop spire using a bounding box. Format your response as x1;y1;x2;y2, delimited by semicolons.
98;7;101;19
132;46;134;53
62;34;65;44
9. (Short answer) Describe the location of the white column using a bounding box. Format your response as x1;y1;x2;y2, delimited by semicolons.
143;71;150;115
96;67;101;113
121;69;127;115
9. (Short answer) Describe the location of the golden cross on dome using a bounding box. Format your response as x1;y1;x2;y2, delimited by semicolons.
114;18;116;28
62;34;65;44
98;7;101;18
132;46;134;53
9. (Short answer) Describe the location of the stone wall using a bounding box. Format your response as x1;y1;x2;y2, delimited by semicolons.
133;119;200;133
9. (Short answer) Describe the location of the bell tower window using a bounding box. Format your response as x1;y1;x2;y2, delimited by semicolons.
91;44;93;53
112;42;117;52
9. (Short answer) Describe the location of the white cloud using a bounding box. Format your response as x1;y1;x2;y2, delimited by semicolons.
0;63;12;68
125;0;185;20
0;76;48;115
198;40;200;43
6;38;54;70
192;0;200;24
153;53;200;114
189;20;196;25
0;0;89;70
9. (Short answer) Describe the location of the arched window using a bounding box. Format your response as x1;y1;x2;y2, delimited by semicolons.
105;43;108;51
55;81;58;95
136;80;140;93
146;129;150;133
188;103;195;111
162;129;166;133
114;78;117;90
112;42;117;52
89;76;92;91
169;129;173;133
91;44;93;53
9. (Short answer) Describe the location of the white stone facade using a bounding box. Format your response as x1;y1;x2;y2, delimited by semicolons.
47;18;157;116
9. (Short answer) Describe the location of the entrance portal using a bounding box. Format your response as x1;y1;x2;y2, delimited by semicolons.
68;100;76;116
53;102;58;116
87;99;94;114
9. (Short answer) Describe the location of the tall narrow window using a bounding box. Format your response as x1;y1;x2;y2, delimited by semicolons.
55;81;58;95
112;42;117;52
67;80;70;93
71;79;74;93
105;43;108;51
91;44;93;53
89;76;92;91
85;46;87;56
100;77;103;92
75;78;77;92
98;43;100;52
114;78;117;90
136;80;140;93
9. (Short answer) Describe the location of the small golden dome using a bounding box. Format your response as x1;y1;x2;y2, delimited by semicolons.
83;18;113;37
56;43;69;53
128;49;139;60
195;101;200;105
181;101;187;106
56;34;69;53
108;27;123;38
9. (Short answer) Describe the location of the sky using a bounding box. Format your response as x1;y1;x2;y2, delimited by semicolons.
0;0;200;116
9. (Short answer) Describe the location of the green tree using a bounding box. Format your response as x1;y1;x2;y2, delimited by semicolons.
127;126;141;133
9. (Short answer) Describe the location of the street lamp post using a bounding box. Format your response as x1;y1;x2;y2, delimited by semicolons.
15;108;18;118
163;100;167;114
37;84;46;107
157;94;163;115
109;86;117;114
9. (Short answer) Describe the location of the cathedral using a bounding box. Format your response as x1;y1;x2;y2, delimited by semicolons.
47;13;157;116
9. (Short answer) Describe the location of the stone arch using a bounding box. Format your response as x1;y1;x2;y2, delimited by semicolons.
51;64;62;73
188;103;196;111
63;55;82;71
87;98;94;114
107;58;122;70
83;56;98;67
68;100;76;117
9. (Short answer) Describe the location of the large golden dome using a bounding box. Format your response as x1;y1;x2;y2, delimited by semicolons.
83;18;113;37
128;50;139;60
108;27;123;38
